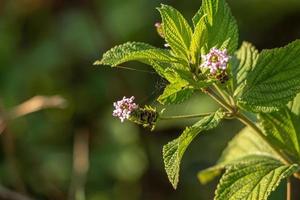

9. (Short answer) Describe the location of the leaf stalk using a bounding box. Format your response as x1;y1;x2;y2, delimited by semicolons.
159;112;214;120
204;87;295;167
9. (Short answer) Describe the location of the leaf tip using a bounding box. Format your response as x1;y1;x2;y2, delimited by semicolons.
171;183;178;190
93;60;102;65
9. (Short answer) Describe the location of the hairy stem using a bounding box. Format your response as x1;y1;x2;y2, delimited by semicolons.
213;84;232;105
235;112;292;165
204;88;233;113
204;88;293;166
159;112;214;120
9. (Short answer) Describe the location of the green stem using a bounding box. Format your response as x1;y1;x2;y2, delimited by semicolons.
204;88;233;113
204;88;292;166
159;112;213;120
213;84;231;105
235;112;292;165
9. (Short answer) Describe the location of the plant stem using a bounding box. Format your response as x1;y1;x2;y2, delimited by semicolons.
159;112;213;120
204;88;233;113
204;88;293;166
235;112;292;165
213;84;231;105
287;178;291;200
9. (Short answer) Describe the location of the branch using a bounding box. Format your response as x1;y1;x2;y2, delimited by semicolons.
7;95;67;120
0;185;35;200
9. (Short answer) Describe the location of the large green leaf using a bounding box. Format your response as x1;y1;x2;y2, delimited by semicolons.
190;14;207;65
215;155;299;200
157;81;194;105
94;42;181;67
238;40;300;113
232;42;259;97
163;110;225;189
192;0;239;54
259;108;300;163
158;5;193;62
198;127;278;184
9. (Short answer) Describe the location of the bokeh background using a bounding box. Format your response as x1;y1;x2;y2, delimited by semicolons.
1;0;300;199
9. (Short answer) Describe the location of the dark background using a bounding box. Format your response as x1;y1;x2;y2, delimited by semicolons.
1;0;300;199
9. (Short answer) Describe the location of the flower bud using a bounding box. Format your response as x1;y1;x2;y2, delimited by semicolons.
155;22;165;39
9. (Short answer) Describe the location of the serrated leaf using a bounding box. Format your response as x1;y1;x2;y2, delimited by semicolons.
259;108;300;163
192;0;239;54
198;127;278;184
238;40;300;113
158;5;193;62
163;110;225;189
232;42;259;97
157;68;214;105
158;82;194;105
192;4;204;27
150;61;215;93
149;61;178;83
190;14;207;65
215;155;299;200
94;42;181;67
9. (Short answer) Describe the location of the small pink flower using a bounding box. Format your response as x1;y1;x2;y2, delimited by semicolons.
113;96;138;122
200;47;230;75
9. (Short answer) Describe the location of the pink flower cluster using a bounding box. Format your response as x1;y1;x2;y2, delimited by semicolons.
200;47;230;75
113;96;138;122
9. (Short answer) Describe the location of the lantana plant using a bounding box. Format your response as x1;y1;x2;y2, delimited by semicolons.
95;0;300;199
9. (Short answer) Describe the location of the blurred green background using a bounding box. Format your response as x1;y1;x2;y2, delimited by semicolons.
1;0;300;199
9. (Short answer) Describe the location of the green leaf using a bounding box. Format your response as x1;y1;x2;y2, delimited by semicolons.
190;14;207;65
163;110;225;189
288;93;300;115
149;61;178;83
156;72;216;105
218;127;277;164
192;0;239;54
158;5;193;62
215;155;299;200
238;40;300;113
94;42;181;67
150;61;215;94
232;42;259;97
198;127;278;184
158;81;194;105
259;108;300;163
192;4;204;27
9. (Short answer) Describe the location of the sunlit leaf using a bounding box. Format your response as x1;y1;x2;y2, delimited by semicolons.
215;155;299;200
163;110;225;189
158;5;193;62
238;40;300;113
